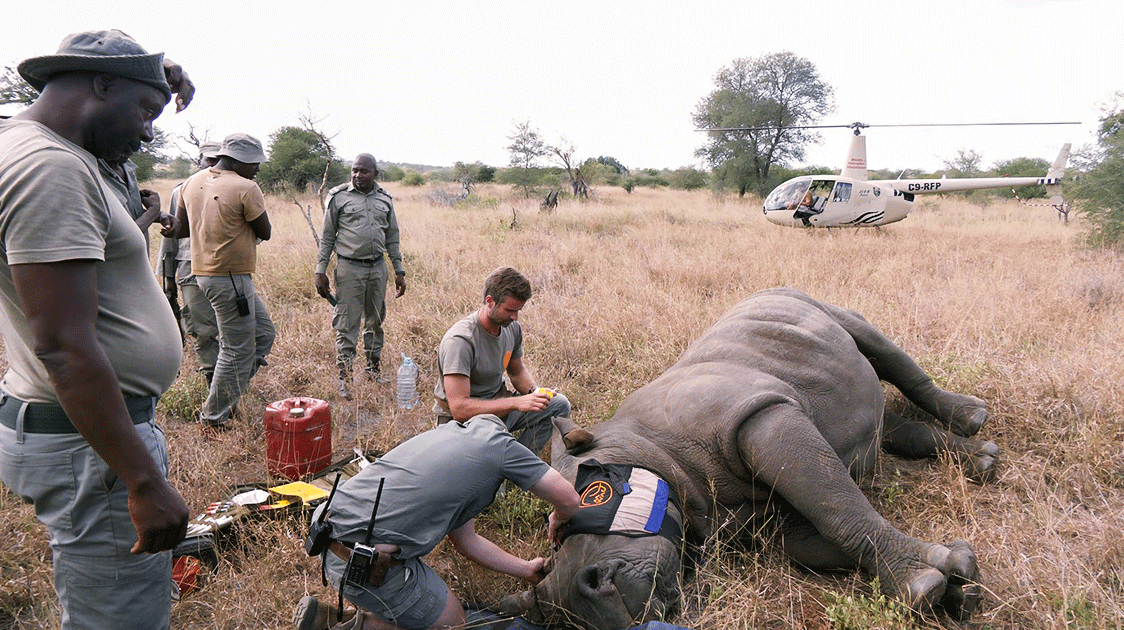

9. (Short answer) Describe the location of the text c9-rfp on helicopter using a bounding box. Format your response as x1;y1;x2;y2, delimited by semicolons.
711;122;1075;228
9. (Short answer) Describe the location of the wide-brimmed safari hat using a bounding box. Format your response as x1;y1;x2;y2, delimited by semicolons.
217;133;267;164
17;30;170;100
199;141;222;160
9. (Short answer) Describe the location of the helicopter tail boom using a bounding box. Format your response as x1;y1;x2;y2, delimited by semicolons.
1046;143;1071;180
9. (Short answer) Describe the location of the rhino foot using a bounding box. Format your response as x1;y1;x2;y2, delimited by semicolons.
959;439;1000;483
943;396;988;437
900;567;947;613
939;540;983;622
883;540;982;621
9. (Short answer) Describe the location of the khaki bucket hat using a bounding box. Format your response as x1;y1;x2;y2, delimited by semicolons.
17;30;170;100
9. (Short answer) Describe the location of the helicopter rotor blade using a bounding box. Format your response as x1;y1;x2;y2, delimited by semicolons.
698;121;1081;133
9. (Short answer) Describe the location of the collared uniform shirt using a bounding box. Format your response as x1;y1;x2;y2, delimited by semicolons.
316;182;403;275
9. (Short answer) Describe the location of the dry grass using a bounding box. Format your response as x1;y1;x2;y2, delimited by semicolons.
2;182;1123;629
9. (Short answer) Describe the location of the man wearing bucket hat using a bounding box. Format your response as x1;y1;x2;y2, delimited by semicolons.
175;132;275;430
159;142;222;378
0;30;191;630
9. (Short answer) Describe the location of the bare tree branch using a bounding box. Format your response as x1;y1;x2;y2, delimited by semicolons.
298;103;340;207
295;201;320;247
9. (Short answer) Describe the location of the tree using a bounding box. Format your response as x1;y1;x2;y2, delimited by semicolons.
942;149;993;205
257;126;346;193
942;149;984;177
993;156;1050;199
380;163;405;182
452;161;496;185
594;156;629;176
1073;97;1124;248
669;167;709;190
693;52;833;196
131;128;172;180
0;66;37;108
547;140;592;199
506;121;548;198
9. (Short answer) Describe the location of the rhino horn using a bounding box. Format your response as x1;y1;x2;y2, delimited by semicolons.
552;416;594;453
496;588;546;623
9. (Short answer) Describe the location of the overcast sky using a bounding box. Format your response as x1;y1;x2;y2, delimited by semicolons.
2;0;1118;173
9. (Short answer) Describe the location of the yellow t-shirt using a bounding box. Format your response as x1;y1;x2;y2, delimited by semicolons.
179;167;266;276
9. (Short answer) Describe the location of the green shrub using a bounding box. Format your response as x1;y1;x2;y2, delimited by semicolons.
379;164;405;182
823;579;915;629
402;170;426;186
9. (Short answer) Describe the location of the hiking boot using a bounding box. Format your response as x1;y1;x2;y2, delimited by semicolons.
293;595;356;630
364;367;391;384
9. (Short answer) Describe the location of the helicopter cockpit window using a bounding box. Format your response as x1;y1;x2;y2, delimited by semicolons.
832;182;852;203
764;180;811;212
788;179;836;220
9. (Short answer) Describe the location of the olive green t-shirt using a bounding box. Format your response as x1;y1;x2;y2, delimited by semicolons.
0;119;182;402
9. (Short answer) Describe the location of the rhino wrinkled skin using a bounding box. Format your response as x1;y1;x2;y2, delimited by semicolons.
499;288;995;629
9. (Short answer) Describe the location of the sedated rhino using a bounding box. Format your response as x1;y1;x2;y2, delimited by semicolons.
498;287;997;629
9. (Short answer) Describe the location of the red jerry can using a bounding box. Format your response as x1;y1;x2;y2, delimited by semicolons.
264;397;332;480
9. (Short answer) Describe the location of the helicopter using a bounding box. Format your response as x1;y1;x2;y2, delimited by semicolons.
707;122;1075;228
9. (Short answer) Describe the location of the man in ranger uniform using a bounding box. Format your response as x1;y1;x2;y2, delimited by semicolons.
314;153;406;399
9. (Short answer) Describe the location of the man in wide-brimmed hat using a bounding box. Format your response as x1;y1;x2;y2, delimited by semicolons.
0;30;194;630
175;132;275;430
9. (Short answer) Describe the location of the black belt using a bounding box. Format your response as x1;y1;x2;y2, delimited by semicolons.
0;394;157;434
338;255;382;266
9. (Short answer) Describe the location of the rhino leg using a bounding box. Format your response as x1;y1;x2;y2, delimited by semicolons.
822;304;988;437
882;412;1000;482
739;403;969;615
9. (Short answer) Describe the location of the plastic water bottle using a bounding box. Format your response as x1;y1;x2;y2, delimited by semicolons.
396;353;419;409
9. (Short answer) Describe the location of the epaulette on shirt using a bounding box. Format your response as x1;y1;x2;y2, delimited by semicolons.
327;182;350;197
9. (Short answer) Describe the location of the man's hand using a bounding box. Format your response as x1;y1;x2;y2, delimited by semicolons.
140;189;161;215
513;390;552;413
128;477;189;554
395;272;407;297
547;510;568;546
163;276;177;300
314;272;332;299
524;556;548;584
157;212;180;238
162;58;195;113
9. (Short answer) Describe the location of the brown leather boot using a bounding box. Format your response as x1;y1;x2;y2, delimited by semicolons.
293;595;356;630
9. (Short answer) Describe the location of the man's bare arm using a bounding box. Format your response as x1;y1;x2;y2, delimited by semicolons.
505;357;537;395
443;373;550;422
249;212;271;241
11;260;188;553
